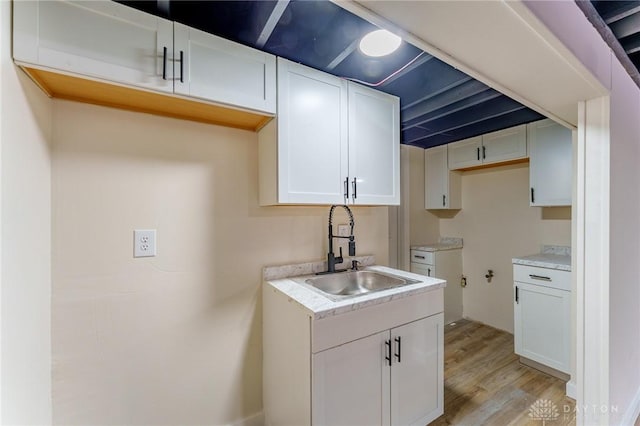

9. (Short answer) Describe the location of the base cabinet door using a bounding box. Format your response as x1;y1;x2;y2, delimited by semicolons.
312;331;390;426
514;282;570;373
410;262;435;278
14;0;174;93
391;314;444;426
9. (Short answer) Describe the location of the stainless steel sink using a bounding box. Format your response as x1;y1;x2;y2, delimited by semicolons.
305;270;420;300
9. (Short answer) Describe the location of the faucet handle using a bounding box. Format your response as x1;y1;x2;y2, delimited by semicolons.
336;247;344;264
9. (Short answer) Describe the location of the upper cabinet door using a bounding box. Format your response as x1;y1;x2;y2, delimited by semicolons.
528;119;572;206
348;82;400;205
173;23;276;114
447;136;482;170
276;58;348;204
481;124;527;165
13;1;174;93
425;146;448;209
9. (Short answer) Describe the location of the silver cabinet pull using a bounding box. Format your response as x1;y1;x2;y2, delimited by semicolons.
352;177;357;201
343;177;349;202
529;274;551;281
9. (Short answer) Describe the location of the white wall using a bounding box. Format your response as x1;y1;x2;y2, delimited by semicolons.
0;1;53;424
438;163;571;332
51;100;390;425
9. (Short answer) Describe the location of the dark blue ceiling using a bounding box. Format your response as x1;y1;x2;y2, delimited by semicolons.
118;0;544;149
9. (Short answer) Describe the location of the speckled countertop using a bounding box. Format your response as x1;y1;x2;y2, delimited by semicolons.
512;245;571;271
264;264;446;320
411;237;463;252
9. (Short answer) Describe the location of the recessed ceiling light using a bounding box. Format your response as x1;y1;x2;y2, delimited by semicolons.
359;29;402;57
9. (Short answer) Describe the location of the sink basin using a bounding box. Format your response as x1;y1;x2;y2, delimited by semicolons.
305;270;420;299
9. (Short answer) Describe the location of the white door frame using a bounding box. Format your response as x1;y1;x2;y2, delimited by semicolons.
336;1;613;423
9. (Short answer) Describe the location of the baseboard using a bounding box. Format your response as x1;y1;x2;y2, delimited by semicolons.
228;412;264;426
620;386;640;426
566;380;576;400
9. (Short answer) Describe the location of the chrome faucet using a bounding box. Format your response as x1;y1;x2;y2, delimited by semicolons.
324;205;356;274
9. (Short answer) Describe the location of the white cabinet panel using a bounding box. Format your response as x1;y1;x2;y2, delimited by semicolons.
481;124;527;164
514;281;571;373
348;83;400;205
528;119;572;206
259;60;400;206
425;146;461;209
447;136;482;169
174;23;276;114
312;331;390;426
391;314;444;426
14;0;174;93
275;58;348;204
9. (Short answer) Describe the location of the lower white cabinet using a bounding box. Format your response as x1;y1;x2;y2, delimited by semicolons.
263;283;444;426
411;249;463;325
313;315;443;426
513;264;571;374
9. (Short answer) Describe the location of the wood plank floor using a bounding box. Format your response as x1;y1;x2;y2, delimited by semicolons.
430;319;575;426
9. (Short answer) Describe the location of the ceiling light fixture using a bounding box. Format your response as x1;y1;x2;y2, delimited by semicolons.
359;29;402;57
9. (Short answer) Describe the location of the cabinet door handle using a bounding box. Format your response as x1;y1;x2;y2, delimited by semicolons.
385;339;392;366
352;177;357;201
442;194;446;207
162;46;167;80
428;268;431;276
394;336;402;363
179;50;184;83
515;286;519;304
477;147;480;161
531;187;535;203
344;177;349;202
482;145;486;159
414;255;425;259
529;274;552;281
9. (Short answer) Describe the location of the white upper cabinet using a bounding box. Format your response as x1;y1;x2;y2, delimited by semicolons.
259;58;400;206
481;124;527;165
425;145;461;209
447;125;527;170
173;23;276;113
348;83;400;205
13;0;174;93
267;58;348;205
13;0;277;122
528;119;573;206
447;136;482;170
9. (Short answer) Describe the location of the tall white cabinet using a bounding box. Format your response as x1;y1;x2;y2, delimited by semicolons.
259;58;400;206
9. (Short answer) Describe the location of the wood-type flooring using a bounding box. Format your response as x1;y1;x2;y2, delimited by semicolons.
430;319;575;426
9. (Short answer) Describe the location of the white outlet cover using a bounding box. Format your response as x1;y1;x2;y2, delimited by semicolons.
337;224;351;237
134;229;157;258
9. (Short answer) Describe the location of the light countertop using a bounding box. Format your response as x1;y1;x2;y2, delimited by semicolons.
512;253;571;271
264;265;445;320
411;237;463;252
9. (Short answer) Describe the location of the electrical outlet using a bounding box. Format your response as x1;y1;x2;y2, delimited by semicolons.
134;229;156;258
337;224;350;237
